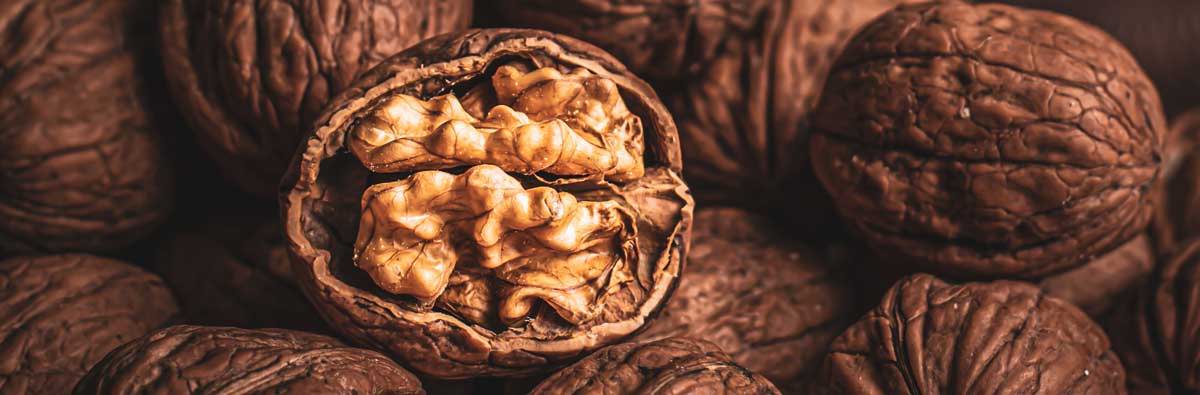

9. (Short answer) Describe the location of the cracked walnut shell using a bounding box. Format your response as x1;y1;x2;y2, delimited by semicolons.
819;274;1125;394
281;29;693;378
73;325;424;394
161;0;472;197
810;1;1167;278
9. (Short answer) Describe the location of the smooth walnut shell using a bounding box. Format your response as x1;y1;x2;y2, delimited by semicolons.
820;274;1125;394
74;325;424;394
0;255;179;394
1151;108;1200;254
811;1;1166;278
160;0;472;197
1037;234;1154;317
634;208;854;391
529;337;780;395
154;215;325;332
0;0;171;254
281;29;693;378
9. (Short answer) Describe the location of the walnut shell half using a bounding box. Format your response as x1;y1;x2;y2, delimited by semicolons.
281;29;693;378
161;0;472;197
811;1;1166;278
73;325;424;394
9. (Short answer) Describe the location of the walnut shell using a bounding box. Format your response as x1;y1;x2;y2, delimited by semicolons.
810;1;1166;278
73;325;424;394
0;254;179;394
0;0;171;253
281;29;693;378
820;273;1125;394
634;208;854;391
1038;234;1154;317
529;337;780;394
160;0;472;197
1151;108;1200;254
154;215;325;332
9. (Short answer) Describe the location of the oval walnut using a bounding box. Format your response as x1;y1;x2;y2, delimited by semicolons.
281;29;693;378
161;0;472;197
810;1;1166;278
73;325;424;394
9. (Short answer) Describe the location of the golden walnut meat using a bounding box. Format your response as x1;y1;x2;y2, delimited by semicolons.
281;29;693;378
820;274;1125;394
529;337;781;395
0;255;179;394
635;208;855;391
73;325;424;394
811;1;1166;278
0;0;171;253
161;0;472;197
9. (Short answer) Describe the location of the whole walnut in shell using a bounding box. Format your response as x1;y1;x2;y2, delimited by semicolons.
1151;108;1200;254
811;1;1166;278
635;208;854;391
0;254;179;394
161;0;472;197
530;337;780;395
74;325;424;394
820;273;1125;394
0;0;171;253
281;29;693;378
1037;234;1154;317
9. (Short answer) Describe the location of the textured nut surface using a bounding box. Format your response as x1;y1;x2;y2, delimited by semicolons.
154;216;325;332
282;29;692;378
74;325;424;394
811;1;1166;278
635;208;854;391
161;0;472;197
529;337;781;395
820;274;1125;394
1152;108;1200;254
0;254;179;394
1038;234;1154;317
0;0;170;253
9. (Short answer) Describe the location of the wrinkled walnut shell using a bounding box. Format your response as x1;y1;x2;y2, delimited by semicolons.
1151;108;1200;254
820;273;1125;394
811;1;1166;278
74;325;424;394
530;337;780;395
635;208;854;391
0;254;179;394
0;0;171;253
161;0;472;197
281;29;693;378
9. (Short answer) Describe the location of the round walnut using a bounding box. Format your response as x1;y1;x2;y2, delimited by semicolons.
820;274;1125;394
0;0;171;253
529;337;780;395
161;0;472;197
0;255;179;394
1038;234;1154;317
635;208;854;391
74;325;424;394
155;216;325;332
810;1;1166;278
281;29;694;378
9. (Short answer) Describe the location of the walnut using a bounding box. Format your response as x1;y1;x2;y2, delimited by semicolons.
634;208;855;391
810;1;1166;278
529;337;781;395
73;325;424;394
0;0;171;253
1038;234;1154;317
0;255;179;394
160;0;472;197
281;29;693;378
1151;108;1200;254
820;274;1125;394
154;215;325;332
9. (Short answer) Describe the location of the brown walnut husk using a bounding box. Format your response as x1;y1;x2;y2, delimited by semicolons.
154;216;325;332
811;1;1166;278
161;0;472;197
529;337;781;395
0;254;179;394
634;208;854;391
0;0;171;253
281;29;693;378
820;273;1125;394
73;325;424;394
